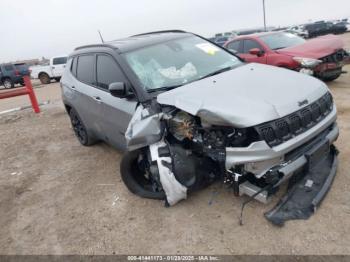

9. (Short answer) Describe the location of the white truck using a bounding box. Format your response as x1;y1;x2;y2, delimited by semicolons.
30;55;68;84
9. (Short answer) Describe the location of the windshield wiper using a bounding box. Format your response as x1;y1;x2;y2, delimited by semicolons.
147;84;184;93
198;66;235;81
273;46;287;50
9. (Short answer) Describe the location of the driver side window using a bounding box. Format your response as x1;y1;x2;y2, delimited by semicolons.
243;40;263;53
96;55;126;90
226;40;242;53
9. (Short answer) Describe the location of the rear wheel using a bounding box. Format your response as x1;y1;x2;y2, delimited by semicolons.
69;108;96;146
39;73;50;84
3;78;14;89
120;149;166;200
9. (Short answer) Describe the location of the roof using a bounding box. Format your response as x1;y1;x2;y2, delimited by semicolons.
236;31;282;39
74;30;192;53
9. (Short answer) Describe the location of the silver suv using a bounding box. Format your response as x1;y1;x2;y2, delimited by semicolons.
61;31;338;225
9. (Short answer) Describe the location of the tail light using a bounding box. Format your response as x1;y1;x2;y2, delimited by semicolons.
15;69;20;76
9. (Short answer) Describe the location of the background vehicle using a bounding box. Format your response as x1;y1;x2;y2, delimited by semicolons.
224;32;349;81
305;21;347;38
214;36;229;46
0;63;29;88
286;25;309;38
61;31;339;225
30;55;67;84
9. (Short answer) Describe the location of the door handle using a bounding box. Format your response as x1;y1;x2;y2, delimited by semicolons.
92;96;102;103
71;85;75;89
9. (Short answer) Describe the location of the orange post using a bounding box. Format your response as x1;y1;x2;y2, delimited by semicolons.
23;75;40;113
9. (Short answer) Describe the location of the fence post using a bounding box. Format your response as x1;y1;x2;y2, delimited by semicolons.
23;75;40;113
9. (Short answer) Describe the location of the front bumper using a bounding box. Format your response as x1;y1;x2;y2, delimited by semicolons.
225;106;338;177
265;144;338;226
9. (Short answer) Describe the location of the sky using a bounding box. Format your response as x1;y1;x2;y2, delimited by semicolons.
0;0;349;62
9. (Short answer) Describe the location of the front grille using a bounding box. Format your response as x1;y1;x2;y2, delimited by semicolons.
321;49;348;63
255;92;333;147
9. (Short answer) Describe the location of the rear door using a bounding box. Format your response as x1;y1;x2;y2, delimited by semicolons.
71;54;105;138
238;39;267;64
95;54;137;150
52;56;68;77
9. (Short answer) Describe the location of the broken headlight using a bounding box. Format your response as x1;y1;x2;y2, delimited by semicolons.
167;110;260;148
293;57;322;68
168;111;196;141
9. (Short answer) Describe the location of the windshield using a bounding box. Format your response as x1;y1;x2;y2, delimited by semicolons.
123;36;241;92
260;32;306;50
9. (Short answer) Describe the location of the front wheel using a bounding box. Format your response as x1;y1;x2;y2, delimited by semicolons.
120;149;165;200
321;73;342;82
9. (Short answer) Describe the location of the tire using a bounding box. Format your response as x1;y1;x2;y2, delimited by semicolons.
321;74;341;82
120;149;166;200
3;78;14;89
69;108;96;146
54;77;61;82
39;73;50;84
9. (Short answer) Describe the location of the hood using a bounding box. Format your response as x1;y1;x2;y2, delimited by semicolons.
157;63;328;128
277;34;344;59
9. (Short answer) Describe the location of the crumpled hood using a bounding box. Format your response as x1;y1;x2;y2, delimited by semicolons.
277;34;344;59
157;63;328;127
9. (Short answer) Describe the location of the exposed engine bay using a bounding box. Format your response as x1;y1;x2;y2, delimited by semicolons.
124;96;339;226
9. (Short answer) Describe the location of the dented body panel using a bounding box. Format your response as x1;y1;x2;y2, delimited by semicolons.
157;63;328;127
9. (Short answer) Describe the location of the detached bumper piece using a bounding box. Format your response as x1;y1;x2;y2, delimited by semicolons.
265;144;338;226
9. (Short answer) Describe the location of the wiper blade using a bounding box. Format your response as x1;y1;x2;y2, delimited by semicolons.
273;46;287;50
147;84;183;93
198;66;234;80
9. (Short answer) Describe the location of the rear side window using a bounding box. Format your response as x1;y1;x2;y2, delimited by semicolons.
96;55;124;90
15;63;28;71
53;57;68;65
226;41;241;53
76;55;95;85
4;64;14;71
71;57;78;77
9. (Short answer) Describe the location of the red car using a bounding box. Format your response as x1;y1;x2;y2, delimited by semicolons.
224;31;350;81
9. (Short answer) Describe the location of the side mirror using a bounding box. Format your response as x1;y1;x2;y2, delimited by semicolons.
109;82;126;98
249;48;264;57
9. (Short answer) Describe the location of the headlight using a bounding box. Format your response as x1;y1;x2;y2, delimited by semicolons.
293;57;322;68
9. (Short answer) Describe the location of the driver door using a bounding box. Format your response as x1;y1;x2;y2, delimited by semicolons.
238;39;267;64
95;54;137;150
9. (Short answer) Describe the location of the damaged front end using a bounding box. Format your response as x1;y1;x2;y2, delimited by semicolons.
124;95;339;226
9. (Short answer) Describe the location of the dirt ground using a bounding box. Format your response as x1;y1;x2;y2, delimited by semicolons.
1;34;350;255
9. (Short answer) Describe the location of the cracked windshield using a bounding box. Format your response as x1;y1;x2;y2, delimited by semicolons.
124;35;241;92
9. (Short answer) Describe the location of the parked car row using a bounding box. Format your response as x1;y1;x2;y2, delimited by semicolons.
304;21;348;38
224;32;350;81
61;30;339;225
0;55;68;88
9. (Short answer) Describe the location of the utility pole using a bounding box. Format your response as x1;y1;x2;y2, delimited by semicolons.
263;0;267;31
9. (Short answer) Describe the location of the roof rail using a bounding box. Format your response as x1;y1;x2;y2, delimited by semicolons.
74;43;116;51
131;30;188;37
